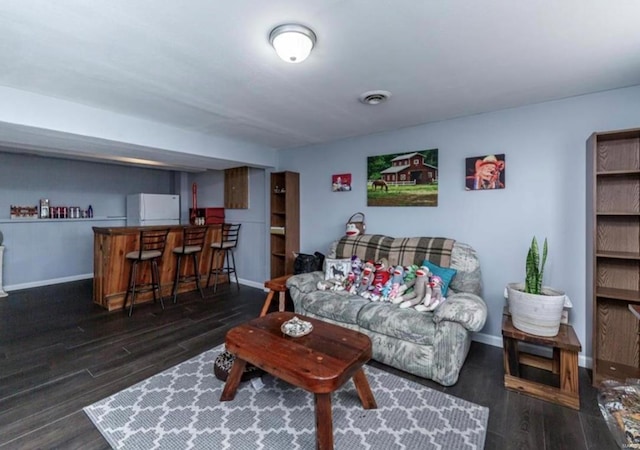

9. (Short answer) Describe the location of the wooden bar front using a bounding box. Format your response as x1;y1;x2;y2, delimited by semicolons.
93;225;225;311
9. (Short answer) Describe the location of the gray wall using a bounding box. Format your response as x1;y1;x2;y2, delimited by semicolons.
278;84;640;362
0;154;269;291
0;153;176;288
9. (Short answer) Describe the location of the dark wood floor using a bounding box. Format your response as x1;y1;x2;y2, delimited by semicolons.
0;280;617;449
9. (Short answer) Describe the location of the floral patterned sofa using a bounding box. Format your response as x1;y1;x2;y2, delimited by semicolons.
287;234;487;386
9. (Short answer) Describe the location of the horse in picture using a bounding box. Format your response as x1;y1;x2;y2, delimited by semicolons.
372;179;388;192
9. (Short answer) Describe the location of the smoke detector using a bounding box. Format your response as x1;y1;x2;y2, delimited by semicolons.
359;90;391;105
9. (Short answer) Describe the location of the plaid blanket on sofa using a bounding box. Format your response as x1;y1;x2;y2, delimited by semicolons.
335;235;456;267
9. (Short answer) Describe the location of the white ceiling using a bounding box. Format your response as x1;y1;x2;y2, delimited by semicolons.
1;0;639;169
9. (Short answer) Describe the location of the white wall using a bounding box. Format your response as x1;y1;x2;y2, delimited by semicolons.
278;84;640;361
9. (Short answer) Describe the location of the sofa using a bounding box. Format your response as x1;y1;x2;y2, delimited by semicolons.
287;235;487;386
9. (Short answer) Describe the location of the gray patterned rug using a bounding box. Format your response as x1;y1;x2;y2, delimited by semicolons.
84;345;488;449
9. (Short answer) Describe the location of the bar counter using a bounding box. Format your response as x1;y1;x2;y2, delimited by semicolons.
93;224;224;311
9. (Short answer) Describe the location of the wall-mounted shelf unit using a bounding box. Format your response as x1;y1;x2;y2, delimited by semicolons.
270;171;299;278
0;217;126;224
587;127;640;386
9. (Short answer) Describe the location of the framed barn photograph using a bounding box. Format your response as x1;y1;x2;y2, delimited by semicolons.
367;149;438;206
465;154;505;190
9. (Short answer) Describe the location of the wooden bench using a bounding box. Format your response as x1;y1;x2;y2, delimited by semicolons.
502;311;582;410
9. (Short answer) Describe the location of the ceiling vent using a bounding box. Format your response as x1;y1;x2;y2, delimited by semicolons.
359;90;391;105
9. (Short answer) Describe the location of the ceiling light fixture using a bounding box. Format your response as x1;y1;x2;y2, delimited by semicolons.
359;90;392;105
269;24;317;64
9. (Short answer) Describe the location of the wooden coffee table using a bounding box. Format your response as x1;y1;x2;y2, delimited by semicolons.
220;312;377;450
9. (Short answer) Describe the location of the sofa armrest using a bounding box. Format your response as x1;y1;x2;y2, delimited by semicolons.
286;272;324;312
433;292;487;332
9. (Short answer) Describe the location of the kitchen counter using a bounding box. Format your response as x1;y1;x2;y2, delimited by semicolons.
93;224;224;311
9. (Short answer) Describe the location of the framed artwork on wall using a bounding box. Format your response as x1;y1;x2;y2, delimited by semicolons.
367;149;438;206
465;154;506;190
332;173;352;192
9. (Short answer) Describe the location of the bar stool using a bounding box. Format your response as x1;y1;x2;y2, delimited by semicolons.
123;228;170;316
207;223;241;293
171;225;208;303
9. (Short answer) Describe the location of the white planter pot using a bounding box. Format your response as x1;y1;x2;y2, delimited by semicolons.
506;282;566;337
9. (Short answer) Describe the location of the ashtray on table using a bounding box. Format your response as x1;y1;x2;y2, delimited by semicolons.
281;316;313;337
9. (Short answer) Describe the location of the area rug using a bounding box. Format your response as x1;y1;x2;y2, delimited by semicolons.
84;345;488;449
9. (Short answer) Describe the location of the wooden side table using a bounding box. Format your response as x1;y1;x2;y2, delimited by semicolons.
260;274;292;317
502;311;582;410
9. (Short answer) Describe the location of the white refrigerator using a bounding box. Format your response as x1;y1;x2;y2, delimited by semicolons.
126;193;180;226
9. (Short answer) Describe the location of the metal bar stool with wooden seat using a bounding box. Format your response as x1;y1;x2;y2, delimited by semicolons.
123;228;170;316
171;225;208;303
207;223;241;293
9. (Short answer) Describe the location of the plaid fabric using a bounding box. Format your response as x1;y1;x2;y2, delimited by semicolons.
335;234;456;268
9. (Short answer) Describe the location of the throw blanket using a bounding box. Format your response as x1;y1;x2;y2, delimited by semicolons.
335;235;456;268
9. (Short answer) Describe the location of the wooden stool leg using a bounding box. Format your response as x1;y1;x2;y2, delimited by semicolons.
352;368;377;409
220;358;247;402
552;347;560;374
260;291;275;317
503;336;520;377
314;393;333;450
559;349;579;395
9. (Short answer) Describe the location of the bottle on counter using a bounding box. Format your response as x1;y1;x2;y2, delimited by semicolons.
87;205;94;218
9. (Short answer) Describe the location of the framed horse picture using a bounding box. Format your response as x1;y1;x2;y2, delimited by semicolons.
367;149;439;206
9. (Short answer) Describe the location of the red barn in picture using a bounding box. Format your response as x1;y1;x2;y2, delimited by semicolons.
379;152;438;185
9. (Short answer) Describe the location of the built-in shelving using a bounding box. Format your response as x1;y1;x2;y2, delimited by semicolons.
270;171;299;278
587;127;640;387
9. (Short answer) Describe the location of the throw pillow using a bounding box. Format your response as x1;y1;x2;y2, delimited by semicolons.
422;259;457;296
324;258;351;281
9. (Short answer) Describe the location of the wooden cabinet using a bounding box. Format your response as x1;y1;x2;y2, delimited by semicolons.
224;166;249;209
587;128;640;386
270;171;299;278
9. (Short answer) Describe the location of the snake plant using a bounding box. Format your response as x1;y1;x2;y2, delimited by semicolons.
524;237;547;295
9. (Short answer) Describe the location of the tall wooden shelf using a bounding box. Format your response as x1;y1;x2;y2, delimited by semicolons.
587;127;640;386
270;171;299;278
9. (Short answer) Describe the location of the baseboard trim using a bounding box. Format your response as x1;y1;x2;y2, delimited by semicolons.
237;278;263;290
5;273;94;292
6;275;263;293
